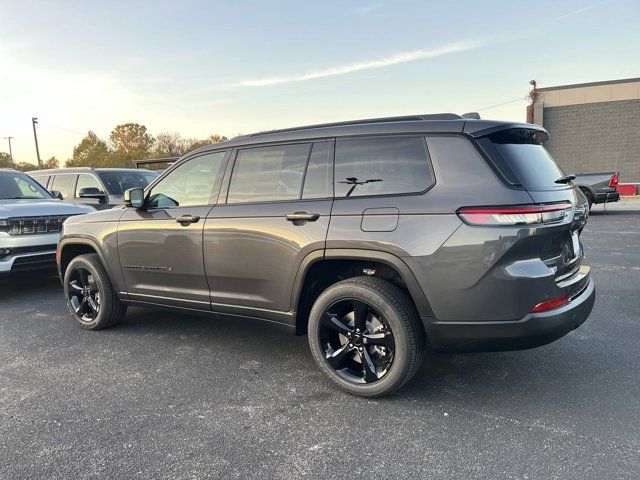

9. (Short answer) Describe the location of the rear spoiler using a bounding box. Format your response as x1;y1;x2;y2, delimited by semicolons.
464;121;548;141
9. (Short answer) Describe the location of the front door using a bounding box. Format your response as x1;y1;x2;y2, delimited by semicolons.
118;150;228;310
204;141;334;320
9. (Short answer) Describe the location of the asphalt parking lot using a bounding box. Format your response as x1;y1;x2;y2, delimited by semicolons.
1;201;639;479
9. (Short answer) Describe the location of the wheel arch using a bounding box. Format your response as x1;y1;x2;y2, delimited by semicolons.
291;249;433;335
58;237;118;289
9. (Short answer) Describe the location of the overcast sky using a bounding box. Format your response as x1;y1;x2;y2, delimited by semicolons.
1;0;639;165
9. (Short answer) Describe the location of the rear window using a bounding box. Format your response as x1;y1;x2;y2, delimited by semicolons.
477;129;566;189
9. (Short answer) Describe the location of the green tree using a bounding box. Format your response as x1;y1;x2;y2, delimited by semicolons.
110;123;155;161
66;131;111;167
0;152;12;168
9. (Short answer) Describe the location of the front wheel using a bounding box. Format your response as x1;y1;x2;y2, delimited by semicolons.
308;277;425;397
63;253;127;330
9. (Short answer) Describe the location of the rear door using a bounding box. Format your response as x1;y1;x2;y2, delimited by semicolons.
204;140;333;318
118;151;228;310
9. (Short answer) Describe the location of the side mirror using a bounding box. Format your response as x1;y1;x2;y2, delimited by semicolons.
124;187;145;209
78;187;107;200
50;190;64;200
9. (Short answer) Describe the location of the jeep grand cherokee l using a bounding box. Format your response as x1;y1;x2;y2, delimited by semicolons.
57;114;595;397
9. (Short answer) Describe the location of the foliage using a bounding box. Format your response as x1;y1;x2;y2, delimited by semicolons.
42;156;60;169
0;152;12;168
109;123;155;161
66;131;112;167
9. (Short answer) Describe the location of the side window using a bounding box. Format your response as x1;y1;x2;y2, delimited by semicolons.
75;174;103;197
50;174;75;199
31;175;50;188
227;143;310;204
302;141;332;199
147;151;226;208
334;137;433;197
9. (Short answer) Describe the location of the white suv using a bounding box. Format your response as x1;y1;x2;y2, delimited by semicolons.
0;169;94;273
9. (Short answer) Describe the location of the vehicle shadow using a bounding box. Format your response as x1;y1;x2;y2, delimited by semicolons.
114;307;614;409
0;270;60;301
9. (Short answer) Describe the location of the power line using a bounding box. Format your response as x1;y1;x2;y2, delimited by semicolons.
37;121;86;136
476;97;527;112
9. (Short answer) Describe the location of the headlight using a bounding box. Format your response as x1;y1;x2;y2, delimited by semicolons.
0;220;8;233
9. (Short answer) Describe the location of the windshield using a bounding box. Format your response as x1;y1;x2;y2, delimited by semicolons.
478;128;566;190
97;170;158;195
0;172;51;200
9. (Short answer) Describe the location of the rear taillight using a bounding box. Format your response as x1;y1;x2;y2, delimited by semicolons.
608;174;619;188
457;203;572;226
531;294;569;313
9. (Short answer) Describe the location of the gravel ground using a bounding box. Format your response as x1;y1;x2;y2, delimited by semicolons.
1;200;639;479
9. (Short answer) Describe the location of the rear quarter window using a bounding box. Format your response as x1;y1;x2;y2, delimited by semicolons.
477;128;566;190
334;136;433;197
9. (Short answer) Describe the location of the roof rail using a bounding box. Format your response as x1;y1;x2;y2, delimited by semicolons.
249;113;463;137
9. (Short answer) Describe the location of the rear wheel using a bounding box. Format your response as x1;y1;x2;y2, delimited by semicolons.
308;276;425;397
63;254;127;330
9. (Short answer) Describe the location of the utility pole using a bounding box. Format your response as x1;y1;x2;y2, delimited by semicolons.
32;117;42;168
2;136;13;166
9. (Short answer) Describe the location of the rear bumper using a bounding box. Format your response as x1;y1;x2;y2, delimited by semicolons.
595;191;620;203
426;277;595;352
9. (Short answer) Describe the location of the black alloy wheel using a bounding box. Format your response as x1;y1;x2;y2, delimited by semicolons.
67;266;101;322
63;253;127;330
318;298;395;384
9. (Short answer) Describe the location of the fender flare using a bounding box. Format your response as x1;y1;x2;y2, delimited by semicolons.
58;235;118;288
290;248;433;318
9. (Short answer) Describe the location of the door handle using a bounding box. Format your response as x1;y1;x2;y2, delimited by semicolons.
286;212;320;225
176;214;201;226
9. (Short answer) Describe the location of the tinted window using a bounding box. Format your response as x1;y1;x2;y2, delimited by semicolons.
148;151;226;208
302;141;332;199
98;170;158;195
0;172;50;199
75;174;103;197
334;137;432;197
228;143;310;204
477;129;565;189
50;174;75;199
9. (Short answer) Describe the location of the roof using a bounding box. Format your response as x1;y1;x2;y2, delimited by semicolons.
189;114;541;155
536;77;640;92
28;167;155;174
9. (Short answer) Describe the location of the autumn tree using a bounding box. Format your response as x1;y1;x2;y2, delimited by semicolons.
66;131;111;167
42;156;60;169
0;152;12;168
110;123;155;161
186;133;229;152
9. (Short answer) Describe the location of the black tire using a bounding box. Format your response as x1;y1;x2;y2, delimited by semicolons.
582;190;594;210
308;276;426;397
63;253;127;330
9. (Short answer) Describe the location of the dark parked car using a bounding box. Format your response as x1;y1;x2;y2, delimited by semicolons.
573;172;620;209
57;114;595;397
28;168;158;210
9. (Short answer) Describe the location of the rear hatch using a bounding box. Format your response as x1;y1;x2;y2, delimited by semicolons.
476;128;589;284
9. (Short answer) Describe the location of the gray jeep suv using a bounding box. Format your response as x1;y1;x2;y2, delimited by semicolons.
57;114;595;397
